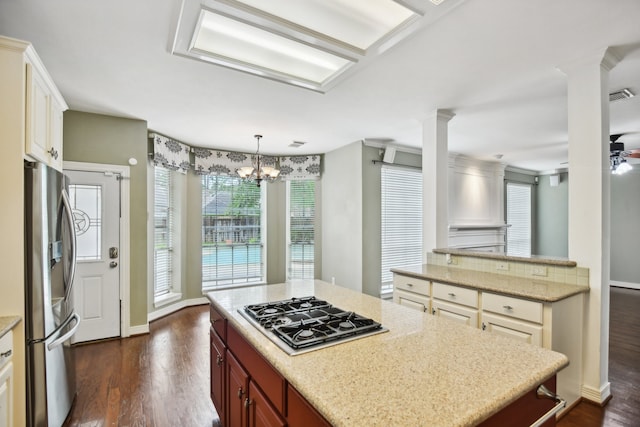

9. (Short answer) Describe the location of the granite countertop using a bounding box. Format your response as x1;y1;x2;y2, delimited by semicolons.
0;316;21;338
391;264;589;302
207;280;569;427
433;248;577;267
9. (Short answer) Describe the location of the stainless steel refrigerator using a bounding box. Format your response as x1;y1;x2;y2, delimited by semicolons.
24;161;80;427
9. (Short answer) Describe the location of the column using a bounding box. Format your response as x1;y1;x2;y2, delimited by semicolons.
559;47;620;404
422;110;455;260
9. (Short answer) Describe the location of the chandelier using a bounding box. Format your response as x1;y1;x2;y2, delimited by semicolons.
237;134;280;186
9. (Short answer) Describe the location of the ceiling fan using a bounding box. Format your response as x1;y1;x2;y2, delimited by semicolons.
610;134;639;175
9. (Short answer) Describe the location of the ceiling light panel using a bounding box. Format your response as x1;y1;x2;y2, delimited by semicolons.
192;10;353;84
234;0;416;51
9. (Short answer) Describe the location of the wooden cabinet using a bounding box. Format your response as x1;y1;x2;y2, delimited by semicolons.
392;275;430;312
210;327;226;426
0;331;14;427
209;304;330;427
227;351;248;427
286;384;331;427
431;282;479;327
24;51;68;171
247;381;285;427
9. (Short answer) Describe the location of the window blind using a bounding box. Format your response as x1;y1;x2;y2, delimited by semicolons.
154;166;173;297
506;182;532;257
381;166;422;294
201;175;264;288
288;180;315;279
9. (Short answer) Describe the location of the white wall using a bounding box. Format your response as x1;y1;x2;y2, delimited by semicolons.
321;141;363;292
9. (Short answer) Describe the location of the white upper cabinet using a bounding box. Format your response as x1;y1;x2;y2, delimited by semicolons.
24;53;67;170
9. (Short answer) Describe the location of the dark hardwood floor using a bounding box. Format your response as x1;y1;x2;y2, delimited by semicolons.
65;304;220;427
558;286;640;427
66;286;639;426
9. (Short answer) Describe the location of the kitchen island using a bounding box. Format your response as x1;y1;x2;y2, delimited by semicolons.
206;280;568;427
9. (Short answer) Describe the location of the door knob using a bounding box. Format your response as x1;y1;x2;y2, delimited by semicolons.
110;261;118;268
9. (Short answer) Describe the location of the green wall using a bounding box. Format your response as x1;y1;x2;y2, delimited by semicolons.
63;110;149;327
610;169;640;285
536;173;569;257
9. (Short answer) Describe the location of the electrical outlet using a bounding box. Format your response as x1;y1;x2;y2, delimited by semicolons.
532;266;548;277
446;254;458;265
496;261;509;271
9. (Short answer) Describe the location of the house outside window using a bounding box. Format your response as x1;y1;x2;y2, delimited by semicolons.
287;180;315;279
201;175;264;289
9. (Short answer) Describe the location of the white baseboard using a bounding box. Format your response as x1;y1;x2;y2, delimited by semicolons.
610;280;640;290
128;324;150;336
147;296;210;322
581;382;611;404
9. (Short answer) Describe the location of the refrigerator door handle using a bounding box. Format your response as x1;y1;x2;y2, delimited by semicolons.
61;189;77;300
47;312;80;351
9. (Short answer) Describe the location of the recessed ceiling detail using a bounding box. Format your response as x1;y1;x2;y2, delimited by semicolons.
172;0;431;92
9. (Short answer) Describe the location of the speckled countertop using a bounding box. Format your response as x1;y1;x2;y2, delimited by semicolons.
207;280;569;427
391;264;589;302
433;248;577;267
0;316;21;338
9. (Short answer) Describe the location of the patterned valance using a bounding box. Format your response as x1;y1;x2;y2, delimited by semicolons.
279;155;321;180
152;134;190;174
193;148;251;175
150;132;322;180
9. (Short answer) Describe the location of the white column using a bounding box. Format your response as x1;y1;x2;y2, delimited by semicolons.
422;110;455;259
559;48;620;404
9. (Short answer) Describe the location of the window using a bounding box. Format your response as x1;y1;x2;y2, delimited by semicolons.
287;180;315;279
202;175;264;288
506;182;532;257
154;166;173;298
381;166;422;295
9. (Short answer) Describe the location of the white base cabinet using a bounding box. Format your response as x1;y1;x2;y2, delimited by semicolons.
393;272;584;413
0;331;14;427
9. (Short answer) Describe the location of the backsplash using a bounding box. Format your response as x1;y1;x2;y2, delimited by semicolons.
427;252;590;286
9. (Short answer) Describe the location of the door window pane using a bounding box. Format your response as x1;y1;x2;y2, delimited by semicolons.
69;184;102;261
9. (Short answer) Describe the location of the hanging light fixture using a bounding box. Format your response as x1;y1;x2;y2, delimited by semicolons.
237;134;280;186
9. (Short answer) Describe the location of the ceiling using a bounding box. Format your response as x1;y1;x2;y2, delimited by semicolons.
2;0;640;172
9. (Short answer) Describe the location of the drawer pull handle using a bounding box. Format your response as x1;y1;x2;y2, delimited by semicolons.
407;283;413;287
237;387;245;399
448;293;456;297
0;349;11;358
503;305;514;310
216;354;223;366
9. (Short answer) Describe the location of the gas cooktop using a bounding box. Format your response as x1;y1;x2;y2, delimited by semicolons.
239;296;387;355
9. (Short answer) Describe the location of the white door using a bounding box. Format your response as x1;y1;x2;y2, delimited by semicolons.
65;169;121;343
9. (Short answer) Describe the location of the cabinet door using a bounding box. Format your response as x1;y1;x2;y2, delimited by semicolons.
48;98;64;171
432;299;478;327
393;289;429;312
248;381;285;427
0;362;13;427
210;328;226;425
25;62;50;164
227;351;249;427
481;312;542;347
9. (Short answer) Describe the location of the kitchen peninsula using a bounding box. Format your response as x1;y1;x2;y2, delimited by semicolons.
207;280;569;427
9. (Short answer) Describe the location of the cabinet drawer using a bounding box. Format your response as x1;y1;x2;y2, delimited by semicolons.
393;275;430;296
0;331;12;370
482;293;543;324
432;282;478;308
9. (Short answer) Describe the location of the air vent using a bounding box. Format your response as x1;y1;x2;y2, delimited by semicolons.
609;88;634;102
289;141;306;148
